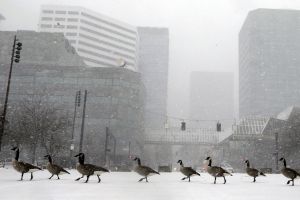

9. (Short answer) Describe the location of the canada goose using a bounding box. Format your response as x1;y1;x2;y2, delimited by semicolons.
44;155;70;179
204;157;232;184
177;160;200;182
74;153;109;183
244;160;265;182
10;147;42;181
279;157;300;186
133;157;159;182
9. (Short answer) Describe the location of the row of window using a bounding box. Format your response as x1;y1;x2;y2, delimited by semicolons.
42;10;79;15
40;24;78;29
78;40;135;61
79;33;136;54
80;26;136;48
41;17;79;22
81;12;136;35
80;19;136;41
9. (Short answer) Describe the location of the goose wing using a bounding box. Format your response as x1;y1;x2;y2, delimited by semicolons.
181;167;200;176
246;167;259;177
52;164;70;174
212;166;232;176
23;162;42;171
139;165;159;176
283;168;299;179
84;164;109;173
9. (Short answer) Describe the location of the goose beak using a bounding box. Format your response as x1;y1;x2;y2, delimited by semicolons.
74;154;79;157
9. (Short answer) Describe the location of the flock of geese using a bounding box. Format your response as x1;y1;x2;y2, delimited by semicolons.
8;147;300;186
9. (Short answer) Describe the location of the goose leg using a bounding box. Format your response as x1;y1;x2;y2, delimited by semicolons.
253;177;256;182
75;175;84;181
20;172;24;181
287;180;290;185
57;175;60;180
181;177;187;180
146;177;148;182
223;176;226;184
97;175;101;183
214;177;216;184
188;176;190;182
292;179;294;186
138;177;145;182
85;175;90;183
30;173;33;181
49;174;54;179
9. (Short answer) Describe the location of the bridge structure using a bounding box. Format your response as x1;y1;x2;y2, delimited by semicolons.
144;128;230;146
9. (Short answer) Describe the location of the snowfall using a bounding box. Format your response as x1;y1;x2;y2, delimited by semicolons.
0;167;300;200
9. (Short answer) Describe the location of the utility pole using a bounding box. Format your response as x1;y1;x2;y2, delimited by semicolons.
0;35;22;151
69;91;81;167
104;127;109;166
274;132;279;172
79;90;87;152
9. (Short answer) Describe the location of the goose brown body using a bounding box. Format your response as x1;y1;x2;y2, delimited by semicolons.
133;157;159;182
245;160;265;182
177;160;200;182
44;155;70;179
279;157;300;186
205;157;232;184
11;147;42;180
74;153;109;183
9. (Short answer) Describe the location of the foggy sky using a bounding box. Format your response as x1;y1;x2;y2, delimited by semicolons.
1;0;300;120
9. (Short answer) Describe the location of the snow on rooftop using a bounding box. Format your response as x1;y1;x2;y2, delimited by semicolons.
277;106;294;120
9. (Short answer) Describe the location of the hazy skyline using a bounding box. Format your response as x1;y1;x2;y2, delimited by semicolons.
1;0;299;120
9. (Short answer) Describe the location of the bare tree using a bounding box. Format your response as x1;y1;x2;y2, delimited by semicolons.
7;94;71;163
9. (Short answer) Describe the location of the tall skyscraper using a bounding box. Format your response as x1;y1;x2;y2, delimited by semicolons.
39;5;139;71
138;27;169;130
189;71;234;129
239;9;300;118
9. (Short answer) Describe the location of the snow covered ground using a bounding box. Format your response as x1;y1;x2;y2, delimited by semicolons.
0;167;299;200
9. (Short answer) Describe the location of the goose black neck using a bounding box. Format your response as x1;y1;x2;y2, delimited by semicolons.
208;159;212;167
180;162;184;167
47;156;52;164
137;158;141;166
246;162;250;168
15;149;19;161
79;154;85;165
283;159;286;168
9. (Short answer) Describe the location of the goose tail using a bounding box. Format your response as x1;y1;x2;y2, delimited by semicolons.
259;171;266;176
62;168;70;174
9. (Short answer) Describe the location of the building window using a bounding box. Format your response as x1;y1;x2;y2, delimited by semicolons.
40;24;52;28
66;32;77;36
67;18;79;22
55;10;66;14
68;11;79;15
55;18;65;21
67;25;78;29
41;17;52;21
54;25;65;28
42;10;53;14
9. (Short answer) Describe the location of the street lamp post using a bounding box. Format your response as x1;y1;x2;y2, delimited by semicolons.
0;35;22;151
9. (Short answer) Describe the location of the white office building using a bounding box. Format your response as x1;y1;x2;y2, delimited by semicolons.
39;5;139;71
